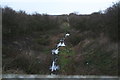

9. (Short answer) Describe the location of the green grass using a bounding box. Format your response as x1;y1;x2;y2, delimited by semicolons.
58;47;75;74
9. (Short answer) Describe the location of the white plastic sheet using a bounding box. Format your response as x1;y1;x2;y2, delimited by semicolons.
61;42;65;47
65;33;70;37
57;42;62;47
51;48;59;54
50;61;59;71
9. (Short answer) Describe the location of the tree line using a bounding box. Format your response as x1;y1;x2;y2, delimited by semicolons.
2;1;119;42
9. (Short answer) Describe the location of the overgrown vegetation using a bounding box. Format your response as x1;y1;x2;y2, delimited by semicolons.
58;47;76;74
2;1;119;75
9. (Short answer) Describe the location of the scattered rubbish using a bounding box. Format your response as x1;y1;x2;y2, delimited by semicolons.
65;33;70;37
50;61;59;71
52;48;59;55
61;42;65;47
57;42;62;47
50;33;70;74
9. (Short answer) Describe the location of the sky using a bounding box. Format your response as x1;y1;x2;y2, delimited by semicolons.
1;0;118;15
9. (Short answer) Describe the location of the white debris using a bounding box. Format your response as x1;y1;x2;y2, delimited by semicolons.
57;42;62;47
51;48;59;54
50;33;70;74
65;33;70;37
50;61;59;71
54;48;59;54
60;39;63;42
57;42;66;47
61;42;65;47
51;49;55;54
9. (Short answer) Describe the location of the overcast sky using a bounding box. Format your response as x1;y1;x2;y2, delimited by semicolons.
1;0;118;15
